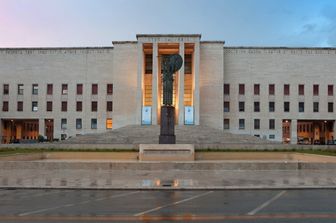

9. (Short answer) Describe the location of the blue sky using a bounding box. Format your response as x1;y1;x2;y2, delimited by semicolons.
1;0;336;47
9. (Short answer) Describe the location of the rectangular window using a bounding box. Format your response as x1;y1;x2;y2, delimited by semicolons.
32;84;38;95
224;119;230;129
254;84;260;95
107;101;113;112
269;134;275;139
91;101;98;112
184;54;192;74
269;84;275;95
106;118;113;129
254;101;260;112
328;102;334;113
46;101;52;112
61;119;67;130
17;101;23;112
61;101;67;112
269;119;275;130
76;101;82;112
92;84;98;95
284;101;290;112
328;85;333;96
77;84;83;95
239;119;245;130
284;84;290;95
269;101;275;112
145;54;153;74
313;102;319;112
239;84;245;95
313;84;319;96
298;102;304;113
2;101;8;112
76;118;82;129
224;101;230;112
254;119;260;130
3;84;9;95
18;84;24;95
62;84;68;95
107;84;113;95
91;118;97;129
47;84;53;95
32;101;38;112
224;84;230;95
298;84;304;95
239;101;245;112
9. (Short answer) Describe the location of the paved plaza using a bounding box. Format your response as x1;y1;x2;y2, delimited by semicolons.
1;189;336;222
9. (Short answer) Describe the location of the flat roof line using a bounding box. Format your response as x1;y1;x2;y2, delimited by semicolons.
225;46;336;50
136;34;202;39
0;46;114;50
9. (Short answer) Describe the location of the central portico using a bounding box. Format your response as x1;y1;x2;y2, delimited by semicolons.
136;34;201;126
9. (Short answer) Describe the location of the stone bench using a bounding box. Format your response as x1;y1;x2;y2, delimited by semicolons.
139;144;195;161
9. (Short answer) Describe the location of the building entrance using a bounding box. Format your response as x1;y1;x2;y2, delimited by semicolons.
45;119;54;141
141;42;195;125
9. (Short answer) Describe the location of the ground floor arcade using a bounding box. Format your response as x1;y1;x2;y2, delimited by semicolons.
1;119;53;144
283;119;335;145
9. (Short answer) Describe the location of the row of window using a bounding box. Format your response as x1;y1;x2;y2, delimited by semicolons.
61;118;113;130
2;84;113;96
2;101;113;112
223;119;275;130
224;101;334;113
224;84;334;96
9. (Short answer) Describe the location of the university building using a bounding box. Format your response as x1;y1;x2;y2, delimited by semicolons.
0;34;336;144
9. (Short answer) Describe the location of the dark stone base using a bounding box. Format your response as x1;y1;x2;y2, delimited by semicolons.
159;106;176;144
159;135;176;144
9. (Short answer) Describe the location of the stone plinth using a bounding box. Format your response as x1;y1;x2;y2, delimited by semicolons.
159;106;176;144
139;144;194;161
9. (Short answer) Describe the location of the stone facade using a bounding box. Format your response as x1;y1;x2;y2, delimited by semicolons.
0;34;336;144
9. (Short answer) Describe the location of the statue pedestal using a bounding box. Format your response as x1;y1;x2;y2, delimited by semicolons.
159;106;176;144
139;144;194;161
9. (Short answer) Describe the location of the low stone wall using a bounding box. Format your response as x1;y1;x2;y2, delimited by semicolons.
2;142;336;150
1;160;336;171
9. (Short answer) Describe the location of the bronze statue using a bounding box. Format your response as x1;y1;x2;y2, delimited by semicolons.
161;54;183;106
159;54;183;144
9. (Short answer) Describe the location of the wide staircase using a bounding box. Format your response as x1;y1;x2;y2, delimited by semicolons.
61;125;277;145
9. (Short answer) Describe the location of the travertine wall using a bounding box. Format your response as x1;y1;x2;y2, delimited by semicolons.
1;36;336;143
199;42;224;129
112;43;138;129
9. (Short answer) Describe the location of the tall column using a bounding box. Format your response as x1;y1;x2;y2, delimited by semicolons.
291;119;297;144
178;42;185;125
0;119;2;143
136;42;144;125
193;41;200;125
333;120;336;141
152;42;158;125
39;118;45;137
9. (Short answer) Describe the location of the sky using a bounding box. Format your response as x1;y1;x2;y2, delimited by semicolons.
1;0;336;47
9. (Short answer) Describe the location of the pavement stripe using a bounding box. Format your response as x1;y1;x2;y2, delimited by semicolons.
3;213;336;221
247;190;286;215
134;191;213;216
18;191;140;216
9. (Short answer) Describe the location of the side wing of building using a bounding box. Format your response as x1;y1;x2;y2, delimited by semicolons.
0;46;138;142
224;47;336;143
